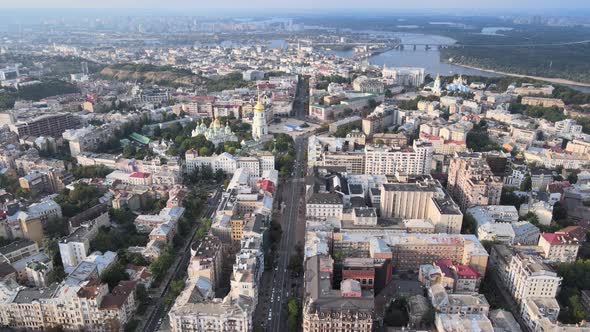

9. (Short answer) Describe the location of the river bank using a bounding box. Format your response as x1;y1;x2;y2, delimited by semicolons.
451;63;590;88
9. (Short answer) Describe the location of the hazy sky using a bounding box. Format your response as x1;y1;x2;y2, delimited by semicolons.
1;0;590;10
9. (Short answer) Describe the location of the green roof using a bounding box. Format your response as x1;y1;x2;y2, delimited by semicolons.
129;132;150;145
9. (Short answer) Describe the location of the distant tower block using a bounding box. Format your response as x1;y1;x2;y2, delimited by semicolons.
81;61;89;75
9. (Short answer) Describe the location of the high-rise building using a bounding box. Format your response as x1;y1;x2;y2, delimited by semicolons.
382;66;425;87
8;113;80;138
364;140;433;176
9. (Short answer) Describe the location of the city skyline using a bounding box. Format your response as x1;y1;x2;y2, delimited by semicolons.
1;0;590;10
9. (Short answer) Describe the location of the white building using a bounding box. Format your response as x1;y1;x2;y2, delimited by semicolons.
467;205;519;227
382;66;425;87
58;227;91;272
364;140;433;176
477;222;515;244
507;251;561;304
185;150;275;176
306;193;343;221
191;119;238;146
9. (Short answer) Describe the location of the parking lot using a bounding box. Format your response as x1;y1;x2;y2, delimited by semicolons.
268;118;320;137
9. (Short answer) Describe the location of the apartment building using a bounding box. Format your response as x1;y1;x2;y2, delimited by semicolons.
364;140;433;176
0;278;137;331
521;96;565;109
169;234;264;332
306;193;344;221
429;283;490;315
62;125;116;157
331;232;488;275
447;152;503;211
59;227;92;271
382;66;425;87
302;254;374;332
8;112;80;138
188;235;223;288
379;177;463;234
185;150;275;176
0;239;39;264
538;232;580;263
489;245;561;305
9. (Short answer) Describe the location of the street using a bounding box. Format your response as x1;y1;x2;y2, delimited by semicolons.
262;75;310;332
141;186;223;332
266;135;307;332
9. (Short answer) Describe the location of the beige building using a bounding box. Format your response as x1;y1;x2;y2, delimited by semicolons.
380;177;463;234
538;232;580;263
0;278;137;331
188;235;224;289
447;152;503;211
370;133;408;147
332;232;488;275
566;139;590;154
303;255;374;332
521;96;565;108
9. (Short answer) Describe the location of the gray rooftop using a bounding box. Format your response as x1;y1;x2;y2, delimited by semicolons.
308;193;343;205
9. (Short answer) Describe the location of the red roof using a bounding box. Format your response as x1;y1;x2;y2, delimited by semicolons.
435;259;480;279
259;179;275;193
420;132;442;140
342;270;375;279
454;265;480;279
547;181;571;194
130;172;150;178
542;232;579;245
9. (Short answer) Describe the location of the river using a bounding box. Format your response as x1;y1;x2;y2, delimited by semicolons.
324;32;590;92
325;32;503;78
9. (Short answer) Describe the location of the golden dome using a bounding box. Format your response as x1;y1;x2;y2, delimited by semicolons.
213;118;220;128
254;93;264;113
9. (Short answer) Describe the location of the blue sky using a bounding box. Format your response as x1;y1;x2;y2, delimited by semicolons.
2;0;590;9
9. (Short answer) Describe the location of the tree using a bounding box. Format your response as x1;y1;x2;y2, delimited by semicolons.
149;245;175;282
101;263;129;290
461;214;477;235
46;267;67;284
215;169;225;183
287;298;300;331
72;165;113;179
164;278;186;305
367;98;378;110
552;202;568;222
288;253;304;277
567;172;579;184
500;188;526;209
384;297;409;327
520;176;532;192
122;145;137;158
44;218;69;238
